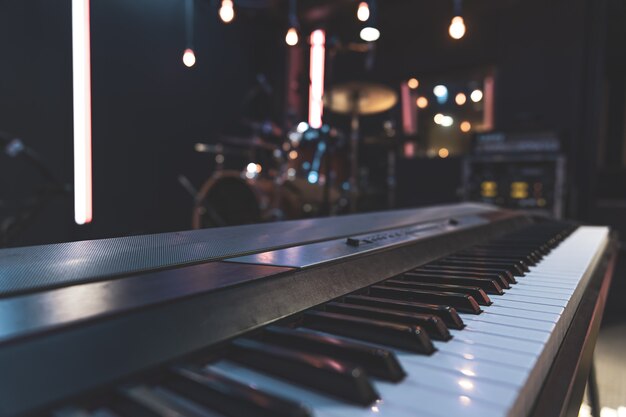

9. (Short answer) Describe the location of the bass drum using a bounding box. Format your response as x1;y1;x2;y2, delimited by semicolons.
192;171;276;229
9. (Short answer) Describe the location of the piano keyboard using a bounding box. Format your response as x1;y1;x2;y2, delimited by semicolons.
44;220;610;417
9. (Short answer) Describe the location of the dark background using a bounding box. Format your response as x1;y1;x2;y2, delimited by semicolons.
0;0;623;248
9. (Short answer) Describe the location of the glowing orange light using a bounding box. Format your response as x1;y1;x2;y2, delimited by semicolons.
438;148;450;158
219;0;235;23
460;121;471;132
357;2;370;21
455;92;467;105
285;27;299;46
449;16;466;39
416;96;429;108
407;78;419;89
289;150;298;159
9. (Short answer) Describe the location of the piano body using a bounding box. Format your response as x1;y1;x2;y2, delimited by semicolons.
0;203;617;417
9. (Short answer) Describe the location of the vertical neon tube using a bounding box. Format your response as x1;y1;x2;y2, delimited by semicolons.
72;0;93;224
400;82;417;135
482;75;495;131
308;29;325;129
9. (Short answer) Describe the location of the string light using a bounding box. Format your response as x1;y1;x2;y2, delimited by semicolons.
286;27;299;46
449;16;466;39
360;0;379;42
438;148;450;158
460;121;472;132
449;0;466;40
357;2;370;21
416;96;429;108
219;0;235;23
285;0;299;46
455;92;467;105
471;89;483;102
408;78;419;89
183;0;195;67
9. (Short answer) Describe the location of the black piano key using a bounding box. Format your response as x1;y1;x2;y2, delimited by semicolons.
453;251;538;266
343;295;465;329
368;285;482;314
383;280;492;306
110;385;202;417
228;338;379;406
260;326;406;382
302;310;436;354
323;301;451;341
443;256;530;272
163;366;311;417
420;264;516;285
435;259;524;277
402;271;504;294
53;407;121;417
464;248;541;264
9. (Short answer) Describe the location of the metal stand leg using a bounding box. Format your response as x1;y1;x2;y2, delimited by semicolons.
588;359;601;417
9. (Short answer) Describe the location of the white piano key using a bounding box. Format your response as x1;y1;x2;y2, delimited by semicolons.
515;279;578;289
398;350;529;387
503;287;572;300
459;312;557;333
387;357;522;406
512;283;575;294
374;380;508;417
500;293;569;307
493;299;565;314
449;329;544;355
435;339;538;369
511;281;577;292
209;361;423;417
480;305;561;323
462;322;551;344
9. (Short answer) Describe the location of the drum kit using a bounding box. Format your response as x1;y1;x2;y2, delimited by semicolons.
192;82;398;228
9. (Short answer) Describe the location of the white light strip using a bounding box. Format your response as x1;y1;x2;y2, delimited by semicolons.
308;29;325;129
72;0;93;224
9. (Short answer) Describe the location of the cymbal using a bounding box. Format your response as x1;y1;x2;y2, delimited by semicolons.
324;82;398;115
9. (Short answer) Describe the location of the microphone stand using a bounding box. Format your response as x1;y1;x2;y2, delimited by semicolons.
0;132;70;247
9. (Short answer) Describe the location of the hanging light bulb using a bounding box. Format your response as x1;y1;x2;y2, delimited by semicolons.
285;0;299;46
448;0;465;40
360;27;380;42
449;16;466;39
357;2;370;22
219;0;235;23
285;27;299;46
359;0;379;42
182;48;196;67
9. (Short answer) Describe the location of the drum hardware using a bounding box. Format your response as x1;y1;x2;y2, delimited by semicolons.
324;82;398;212
191;80;399;227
